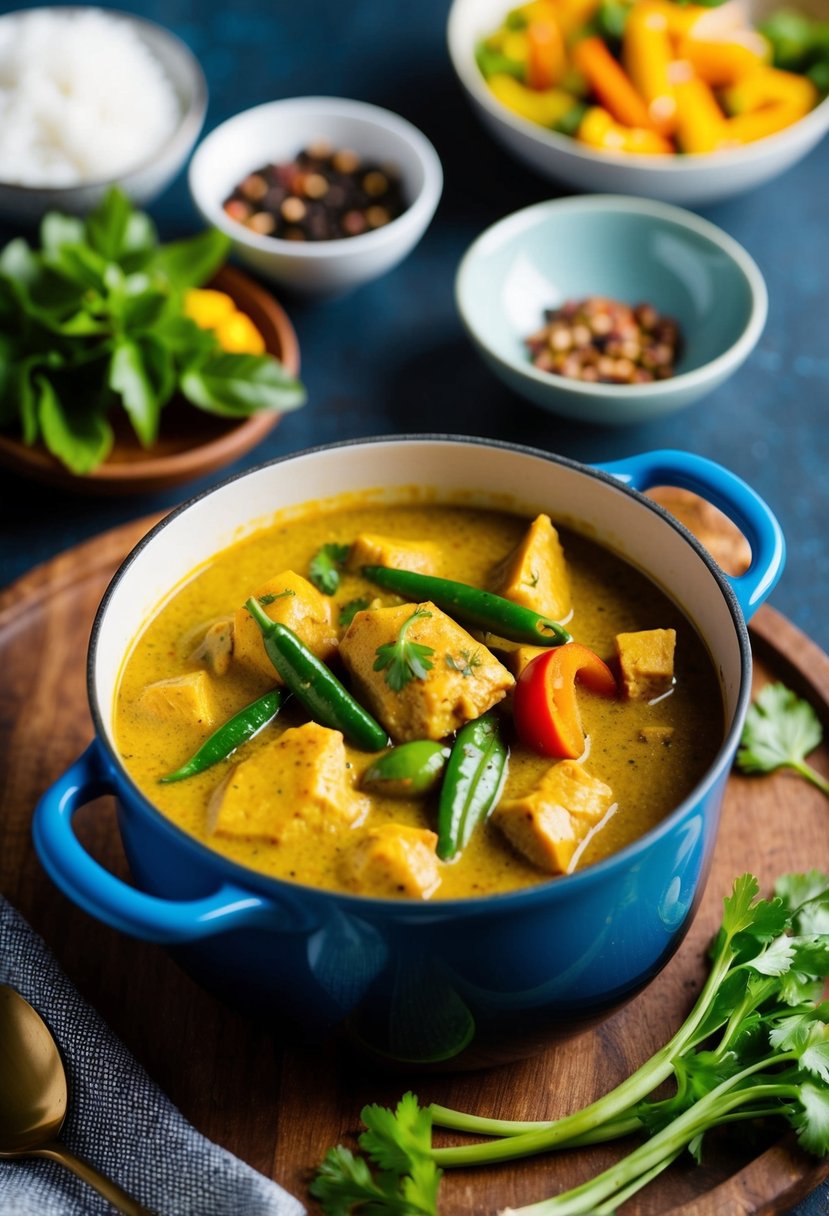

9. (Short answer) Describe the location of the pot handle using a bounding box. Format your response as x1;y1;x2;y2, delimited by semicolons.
33;742;276;944
596;449;785;622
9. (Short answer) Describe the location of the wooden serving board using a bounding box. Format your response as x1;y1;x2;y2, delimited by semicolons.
1;515;829;1216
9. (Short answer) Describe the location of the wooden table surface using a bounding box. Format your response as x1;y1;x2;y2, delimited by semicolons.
1;516;829;1215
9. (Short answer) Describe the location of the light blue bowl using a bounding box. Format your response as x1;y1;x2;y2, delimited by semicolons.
456;195;767;426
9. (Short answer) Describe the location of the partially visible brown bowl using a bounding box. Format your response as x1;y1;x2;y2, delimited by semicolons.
0;264;300;495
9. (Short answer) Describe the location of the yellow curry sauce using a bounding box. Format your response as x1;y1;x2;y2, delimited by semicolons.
114;502;724;899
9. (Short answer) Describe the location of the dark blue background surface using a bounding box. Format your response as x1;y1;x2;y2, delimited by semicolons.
0;1;827;1210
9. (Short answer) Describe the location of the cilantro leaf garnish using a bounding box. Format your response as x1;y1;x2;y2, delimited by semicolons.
373;608;435;692
737;683;829;798
310;1093;440;1216
339;597;371;628
445;649;482;678
309;543;351;595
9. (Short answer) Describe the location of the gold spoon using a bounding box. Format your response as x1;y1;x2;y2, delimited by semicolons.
0;984;155;1215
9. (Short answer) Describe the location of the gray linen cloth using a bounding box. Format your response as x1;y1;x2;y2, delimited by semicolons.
0;896;305;1216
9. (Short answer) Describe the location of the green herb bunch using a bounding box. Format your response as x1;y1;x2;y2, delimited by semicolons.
0;188;306;474
313;870;829;1215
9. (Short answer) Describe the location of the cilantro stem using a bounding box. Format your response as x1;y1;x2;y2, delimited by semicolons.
789;760;829;798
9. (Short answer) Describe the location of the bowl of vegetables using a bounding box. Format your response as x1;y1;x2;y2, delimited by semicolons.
0;189;305;493
32;436;784;1064
456;194;767;424
447;0;829;203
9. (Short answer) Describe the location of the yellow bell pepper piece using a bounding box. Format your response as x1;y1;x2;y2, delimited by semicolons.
722;67;818;116
577;105;673;154
487;73;577;126
184;289;237;329
678;33;769;87
623;3;677;135
673;76;725;153
718;100;814;145
214;312;267;355
503;30;530;63
549;0;600;39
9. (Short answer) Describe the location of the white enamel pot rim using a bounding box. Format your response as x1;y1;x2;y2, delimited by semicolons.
87;434;756;916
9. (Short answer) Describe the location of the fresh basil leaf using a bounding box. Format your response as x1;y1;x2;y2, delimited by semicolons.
40;213;86;255
16;359;43;445
0;337;15;424
120;289;169;332
149;228;231;291
46;243;109;292
0;238;40;289
109;337;174;447
121;211;159;270
152;312;218;361
85;187;132;262
36;374;112;473
180;353;306;417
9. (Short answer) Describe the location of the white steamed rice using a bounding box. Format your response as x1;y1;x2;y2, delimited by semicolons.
0;8;181;187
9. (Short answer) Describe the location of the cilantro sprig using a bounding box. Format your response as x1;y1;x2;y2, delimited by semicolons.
310;1093;441;1216
313;871;829;1216
309;544;351;596
737;683;829;799
373;608;435;692
0;188;305;475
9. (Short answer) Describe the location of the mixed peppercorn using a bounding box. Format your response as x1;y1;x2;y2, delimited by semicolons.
223;142;407;242
525;296;682;384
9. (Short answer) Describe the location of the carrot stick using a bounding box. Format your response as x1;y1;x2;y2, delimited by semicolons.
573;36;658;131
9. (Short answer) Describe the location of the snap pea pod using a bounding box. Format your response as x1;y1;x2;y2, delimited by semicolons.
437;713;509;861
362;740;451;798
360;566;572;647
245;598;388;751
160;689;284;783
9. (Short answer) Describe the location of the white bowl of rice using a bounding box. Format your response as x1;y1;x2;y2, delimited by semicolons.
0;6;207;223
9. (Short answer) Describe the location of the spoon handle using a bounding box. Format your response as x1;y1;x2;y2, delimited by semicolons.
33;1143;156;1215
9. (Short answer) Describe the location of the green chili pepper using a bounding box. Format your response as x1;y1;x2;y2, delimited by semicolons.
361;566;572;647
160;689;284;783
437;713;509;861
245;598;388;751
362;740;451;798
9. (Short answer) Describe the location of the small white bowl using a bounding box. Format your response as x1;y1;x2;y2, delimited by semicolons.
456;195;768;425
188;96;444;296
0;7;207;225
447;0;829;205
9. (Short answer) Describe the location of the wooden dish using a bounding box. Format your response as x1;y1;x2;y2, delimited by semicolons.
0;264;300;496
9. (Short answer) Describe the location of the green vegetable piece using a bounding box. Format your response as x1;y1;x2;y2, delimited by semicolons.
437;713;508;861
309;543;351;595
361;566;572;647
339;597;371;627
245;597;388;751
505;8;529;30
373;606;436;692
160;689;283;783
363;741;450;798
555;101;590;137
475;39;526;81
736;682;829;799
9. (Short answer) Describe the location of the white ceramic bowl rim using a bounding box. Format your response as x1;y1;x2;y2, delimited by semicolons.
0;6;207;195
447;0;829;172
85;434;753;916
188;95;444;259
455;194;768;400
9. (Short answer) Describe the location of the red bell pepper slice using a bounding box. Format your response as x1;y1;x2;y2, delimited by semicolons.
513;643;617;758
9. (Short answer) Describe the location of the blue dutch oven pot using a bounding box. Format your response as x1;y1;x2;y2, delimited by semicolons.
33;438;784;1065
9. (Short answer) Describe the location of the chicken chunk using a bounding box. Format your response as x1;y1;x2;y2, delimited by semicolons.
615;629;676;701
490;514;571;622
233;570;338;683
339;601;514;742
138;671;217;730
347;533;441;576
340;824;441;899
492;761;614;874
208;722;366;843
190;617;234;677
